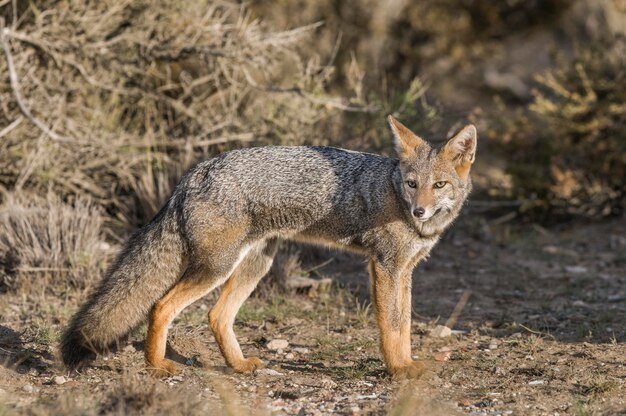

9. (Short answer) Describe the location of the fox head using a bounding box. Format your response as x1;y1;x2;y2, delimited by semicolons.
387;115;477;223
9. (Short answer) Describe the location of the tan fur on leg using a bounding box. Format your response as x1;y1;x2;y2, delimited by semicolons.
145;261;236;377
399;271;413;363
369;260;425;380
146;278;212;376
369;260;404;369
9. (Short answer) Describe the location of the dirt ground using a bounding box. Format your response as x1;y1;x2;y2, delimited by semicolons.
1;213;625;415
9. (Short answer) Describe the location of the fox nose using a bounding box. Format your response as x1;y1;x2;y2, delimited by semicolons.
412;207;425;218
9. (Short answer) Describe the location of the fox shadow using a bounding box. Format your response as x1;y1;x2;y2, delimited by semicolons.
0;324;55;373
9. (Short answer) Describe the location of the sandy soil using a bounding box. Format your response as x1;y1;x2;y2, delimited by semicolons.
1;215;625;415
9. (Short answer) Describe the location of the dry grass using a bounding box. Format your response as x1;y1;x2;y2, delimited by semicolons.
0;192;105;295
0;0;368;228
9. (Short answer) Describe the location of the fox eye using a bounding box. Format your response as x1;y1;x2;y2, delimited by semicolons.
433;181;447;189
406;180;417;189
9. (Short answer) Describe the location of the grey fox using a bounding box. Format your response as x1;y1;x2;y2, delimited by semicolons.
60;116;477;380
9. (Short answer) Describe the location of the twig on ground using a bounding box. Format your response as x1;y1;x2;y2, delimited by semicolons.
491;211;517;225
445;290;472;329
519;323;556;340
303;258;334;274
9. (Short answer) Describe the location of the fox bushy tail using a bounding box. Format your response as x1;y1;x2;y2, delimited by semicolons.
60;205;186;368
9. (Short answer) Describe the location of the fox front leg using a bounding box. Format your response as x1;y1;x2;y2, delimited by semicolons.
368;259;425;380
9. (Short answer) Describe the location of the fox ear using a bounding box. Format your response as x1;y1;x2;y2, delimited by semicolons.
387;115;427;160
442;124;477;180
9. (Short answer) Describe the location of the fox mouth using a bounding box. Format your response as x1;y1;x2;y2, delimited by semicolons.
416;207;442;223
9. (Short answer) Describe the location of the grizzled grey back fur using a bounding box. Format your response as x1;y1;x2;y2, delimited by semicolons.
193;147;405;244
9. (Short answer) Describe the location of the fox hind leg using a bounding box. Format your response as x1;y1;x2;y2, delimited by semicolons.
145;251;247;376
145;265;222;376
209;238;278;373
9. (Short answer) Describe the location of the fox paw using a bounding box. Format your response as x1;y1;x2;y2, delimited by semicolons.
233;357;264;373
389;360;427;381
147;359;178;377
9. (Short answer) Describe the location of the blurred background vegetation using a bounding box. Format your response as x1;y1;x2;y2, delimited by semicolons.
0;0;624;294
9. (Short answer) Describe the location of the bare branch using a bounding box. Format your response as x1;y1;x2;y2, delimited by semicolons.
242;68;379;113
0;115;22;138
444;290;472;330
0;23;76;143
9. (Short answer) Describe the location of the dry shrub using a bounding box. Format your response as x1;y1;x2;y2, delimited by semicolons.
493;34;626;220
0;0;439;295
0;192;105;294
248;0;570;91
0;0;364;227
